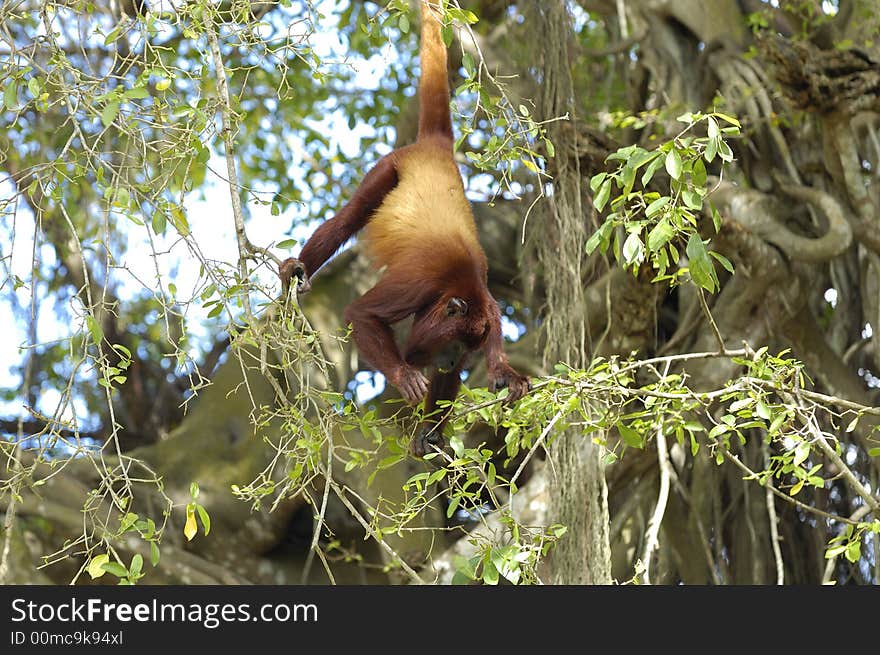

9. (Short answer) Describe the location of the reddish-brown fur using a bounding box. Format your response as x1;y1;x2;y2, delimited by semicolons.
281;1;528;456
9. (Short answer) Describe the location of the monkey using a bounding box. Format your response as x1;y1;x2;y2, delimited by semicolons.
281;1;529;457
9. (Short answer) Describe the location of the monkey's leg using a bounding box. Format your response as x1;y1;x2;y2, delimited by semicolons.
412;365;463;457
344;272;440;405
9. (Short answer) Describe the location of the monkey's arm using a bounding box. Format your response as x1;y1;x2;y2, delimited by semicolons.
482;299;530;403
344;271;440;403
279;153;399;291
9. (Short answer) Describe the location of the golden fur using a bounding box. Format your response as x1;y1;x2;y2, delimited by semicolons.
364;139;483;273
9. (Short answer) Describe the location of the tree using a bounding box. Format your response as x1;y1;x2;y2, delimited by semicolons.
1;0;878;586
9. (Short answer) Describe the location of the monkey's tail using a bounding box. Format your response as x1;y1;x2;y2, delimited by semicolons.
417;1;453;141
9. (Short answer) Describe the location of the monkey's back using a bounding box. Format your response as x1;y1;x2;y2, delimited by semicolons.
364;138;485;275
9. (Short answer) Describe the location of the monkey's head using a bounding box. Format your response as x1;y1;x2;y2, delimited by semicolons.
404;295;487;372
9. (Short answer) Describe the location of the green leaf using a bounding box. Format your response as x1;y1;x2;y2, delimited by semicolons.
150;542;161;567
585;220;611;255
625;147;651;170
482;560;499;585
641;155;665;187
756;400;771;420
120;512;138;532
691;158;707;187
707;116;720;139
867;447;880;457
845;541;861;563
4;80;18;111
618;423;643;448
825;545;847;558
130;554;143;577
621;165;636;197
87;554;110;579
645;196;669;218
27;77;40;98
398;14;410;33
686;233;716;292
462;53;475;77
377;454;404;469
710;201;722;232
152;211;167;235
682;189;703;210
665;148;682;180
709;251;734;274
768;413;787;435
196;504;211;536
101;101;120;128
102;562;129;578
593;178;612;212
647;219;674;252
124;86;150;99
104;26;122;45
704;137;718;163
718;139;734;162
155;78;172;91
714;112;741;128
441;25;454;47
85;314;104;345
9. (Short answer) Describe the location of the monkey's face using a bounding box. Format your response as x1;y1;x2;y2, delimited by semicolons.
403;296;485;372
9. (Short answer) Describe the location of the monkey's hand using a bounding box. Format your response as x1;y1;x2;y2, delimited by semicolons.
279;257;311;296
489;365;530;405
389;365;429;404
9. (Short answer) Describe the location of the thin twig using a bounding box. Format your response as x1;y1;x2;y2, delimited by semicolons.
713;442;862;526
302;430;334;584
641;361;672;584
764;443;784;585
797;406;880;513
328;480;426;585
697;287;726;353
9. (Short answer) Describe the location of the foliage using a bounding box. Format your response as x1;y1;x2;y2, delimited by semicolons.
587;111;739;292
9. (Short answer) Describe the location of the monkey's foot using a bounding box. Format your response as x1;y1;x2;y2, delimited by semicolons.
279;257;311;295
411;427;445;458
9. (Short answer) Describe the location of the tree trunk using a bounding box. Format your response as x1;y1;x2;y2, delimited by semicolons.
531;1;612;585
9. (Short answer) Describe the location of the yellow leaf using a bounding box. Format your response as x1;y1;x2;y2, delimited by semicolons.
522;158;540;174
155;78;171;91
184;505;197;541
87;554;109;579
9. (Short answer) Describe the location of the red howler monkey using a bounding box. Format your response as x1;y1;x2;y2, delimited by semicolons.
280;1;529;457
